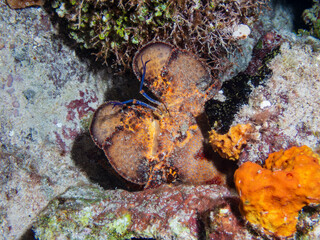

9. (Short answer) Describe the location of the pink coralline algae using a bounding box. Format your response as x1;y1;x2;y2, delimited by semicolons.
53;131;68;155
66;89;98;121
1;73;23;117
54;89;98;154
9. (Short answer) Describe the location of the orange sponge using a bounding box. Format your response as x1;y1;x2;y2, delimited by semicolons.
234;146;320;237
209;123;253;160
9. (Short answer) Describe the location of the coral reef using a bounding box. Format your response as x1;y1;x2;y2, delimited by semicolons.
33;184;245;240
90;42;228;188
3;0;320;238
234;146;320;237
209;123;254;161
50;0;267;70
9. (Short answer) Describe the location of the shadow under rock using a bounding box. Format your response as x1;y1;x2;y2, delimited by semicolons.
101;69;158;105
42;1;109;73
272;0;314;32
70;69;146;191
71;131;143;191
20;228;36;240
195;112;238;189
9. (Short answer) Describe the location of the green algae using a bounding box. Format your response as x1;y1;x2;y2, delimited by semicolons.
79;112;93;131
33;185;136;240
32;184;236;239
107;213;133;238
302;0;320;40
50;0;267;69
169;216;192;239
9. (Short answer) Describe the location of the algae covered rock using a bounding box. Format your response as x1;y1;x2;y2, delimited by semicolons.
33;184;239;239
50;0;267;68
302;0;320;39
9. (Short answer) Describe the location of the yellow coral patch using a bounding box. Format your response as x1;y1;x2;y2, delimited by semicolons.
209;123;253;160
234;146;320;237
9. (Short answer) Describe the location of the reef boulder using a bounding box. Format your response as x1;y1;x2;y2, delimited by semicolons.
32;184;246;240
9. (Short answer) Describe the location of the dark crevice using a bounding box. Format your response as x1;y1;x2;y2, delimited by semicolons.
272;0;314;32
205;45;280;134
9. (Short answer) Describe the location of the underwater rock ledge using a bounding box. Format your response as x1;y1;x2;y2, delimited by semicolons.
33;184;246;240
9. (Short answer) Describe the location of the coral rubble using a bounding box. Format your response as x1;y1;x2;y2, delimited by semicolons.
234;146;320;237
209;123;254;161
0;3;110;238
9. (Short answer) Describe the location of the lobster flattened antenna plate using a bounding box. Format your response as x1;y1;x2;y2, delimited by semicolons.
162;49;219;115
166;49;213;93
103;129;151;185
90;102;124;148
101;105;157;185
168;126;223;184
133;42;173;98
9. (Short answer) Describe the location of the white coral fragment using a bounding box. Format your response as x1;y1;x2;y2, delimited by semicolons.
232;24;251;40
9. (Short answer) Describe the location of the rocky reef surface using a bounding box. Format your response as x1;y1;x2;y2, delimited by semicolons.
1;0;320;239
33;184;241;240
0;2;123;238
